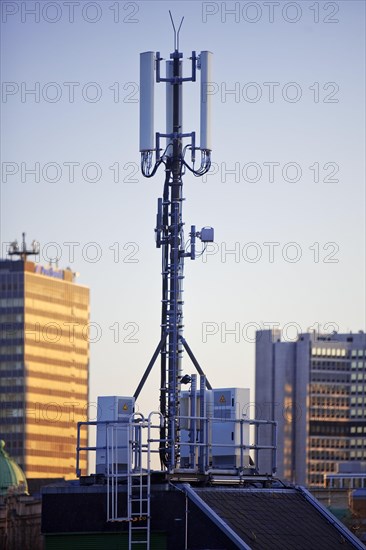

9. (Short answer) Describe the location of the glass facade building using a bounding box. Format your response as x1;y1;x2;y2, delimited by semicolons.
255;329;366;488
0;259;89;479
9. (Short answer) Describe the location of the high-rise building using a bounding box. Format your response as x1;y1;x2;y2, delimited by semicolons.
255;329;366;488
0;257;89;479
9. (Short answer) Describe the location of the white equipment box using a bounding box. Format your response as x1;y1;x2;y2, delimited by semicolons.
179;387;250;470
212;388;250;469
96;396;135;475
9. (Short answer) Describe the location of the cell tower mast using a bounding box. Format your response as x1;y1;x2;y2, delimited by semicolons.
135;13;213;471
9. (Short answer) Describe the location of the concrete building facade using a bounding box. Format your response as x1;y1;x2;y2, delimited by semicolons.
0;259;89;479
255;329;366;488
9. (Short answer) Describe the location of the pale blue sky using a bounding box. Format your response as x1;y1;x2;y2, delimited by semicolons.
1;1;365;414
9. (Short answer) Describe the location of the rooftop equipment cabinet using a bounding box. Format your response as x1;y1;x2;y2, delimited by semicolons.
96;396;135;475
180;383;250;471
212;388;250;469
180;383;213;469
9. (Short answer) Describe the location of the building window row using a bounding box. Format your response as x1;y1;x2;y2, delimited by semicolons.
350;426;366;434
0;408;24;418
0;394;24;404
310;423;349;436
0;361;23;371
309;437;348;449
310;397;349;408
0;424;24;433
24;340;88;355
309;461;336;473
350;396;366;405
350;438;366;448
24;306;88;325
312;348;347;357
351;372;366;381
26;290;88;309
351;349;366;358
0;298;24;307
309;451;348;462
0;376;24;386
311;373;349;383
350;384;366;394
310;408;348;420
311;361;349;371
0;329;23;339
310;383;349;396
4;440;23;450
0;345;23;354
0;313;23;323
350;451;366;459
351;361;366;370
350;409;366;418
309;474;324;486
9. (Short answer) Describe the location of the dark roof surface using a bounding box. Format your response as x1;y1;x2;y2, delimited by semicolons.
192;487;362;550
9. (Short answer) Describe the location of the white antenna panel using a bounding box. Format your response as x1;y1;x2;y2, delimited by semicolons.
139;51;155;152
200;51;213;152
166;60;183;151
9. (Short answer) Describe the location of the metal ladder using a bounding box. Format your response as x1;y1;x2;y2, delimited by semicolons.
128;418;151;549
106;413;164;549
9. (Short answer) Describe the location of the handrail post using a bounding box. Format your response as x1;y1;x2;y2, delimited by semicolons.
76;421;81;477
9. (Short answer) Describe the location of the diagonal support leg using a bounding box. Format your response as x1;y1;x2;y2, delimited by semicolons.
134;334;167;400
179;336;212;390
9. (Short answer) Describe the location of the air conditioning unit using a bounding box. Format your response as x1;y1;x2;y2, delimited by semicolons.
96;396;135;475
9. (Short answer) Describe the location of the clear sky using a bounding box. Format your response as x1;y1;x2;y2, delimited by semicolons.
1;0;365;417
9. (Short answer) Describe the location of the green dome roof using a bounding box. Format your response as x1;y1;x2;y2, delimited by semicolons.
0;440;28;496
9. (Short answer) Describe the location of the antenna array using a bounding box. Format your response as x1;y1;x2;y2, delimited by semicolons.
136;15;214;470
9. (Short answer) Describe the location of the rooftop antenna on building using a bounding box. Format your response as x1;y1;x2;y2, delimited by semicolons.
8;232;40;261
135;14;214;470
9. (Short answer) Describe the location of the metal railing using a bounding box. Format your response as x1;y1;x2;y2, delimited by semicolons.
76;414;277;478
178;415;277;474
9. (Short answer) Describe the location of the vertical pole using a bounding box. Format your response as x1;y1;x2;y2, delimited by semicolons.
199;375;206;471
240;419;244;470
185;494;189;549
272;422;277;474
159;171;170;467
76;422;81;477
167;49;184;470
190;374;197;467
160;62;173;469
